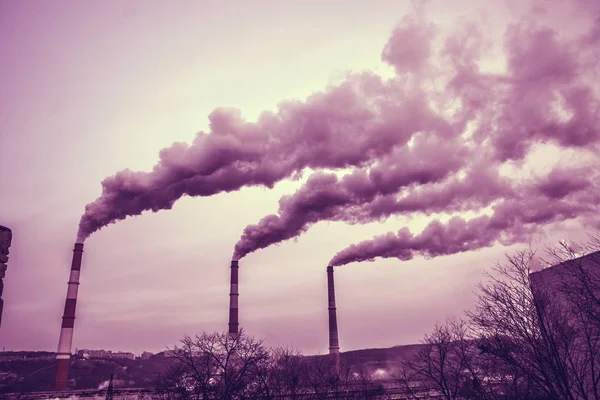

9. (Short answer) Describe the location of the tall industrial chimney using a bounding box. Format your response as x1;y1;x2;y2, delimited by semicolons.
327;265;340;374
0;225;12;327
228;260;239;337
55;242;84;391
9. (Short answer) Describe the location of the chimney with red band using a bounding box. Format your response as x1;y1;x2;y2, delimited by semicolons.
55;242;84;391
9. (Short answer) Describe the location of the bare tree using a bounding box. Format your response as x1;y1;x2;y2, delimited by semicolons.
304;355;344;400
468;249;595;400
156;330;269;400
157;332;386;399
396;241;600;400
155;362;196;400
397;319;485;400
270;346;309;400
251;346;308;400
541;237;600;400
345;364;385;400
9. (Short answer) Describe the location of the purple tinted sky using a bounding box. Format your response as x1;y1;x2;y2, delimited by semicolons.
0;0;596;354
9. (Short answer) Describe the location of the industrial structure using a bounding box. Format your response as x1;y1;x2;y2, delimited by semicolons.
530;251;600;311
0;225;12;327
228;259;239;337
55;242;84;391
105;373;114;400
327;265;341;374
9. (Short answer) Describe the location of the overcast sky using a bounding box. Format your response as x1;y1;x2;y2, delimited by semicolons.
1;0;598;355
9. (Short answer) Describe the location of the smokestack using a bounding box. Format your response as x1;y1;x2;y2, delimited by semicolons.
55;242;84;392
0;225;12;327
228;260;239;337
327;265;340;374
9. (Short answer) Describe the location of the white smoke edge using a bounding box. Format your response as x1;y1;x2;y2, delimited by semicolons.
499;142;598;182
97;379;110;390
269;166;366;200
384;203;497;237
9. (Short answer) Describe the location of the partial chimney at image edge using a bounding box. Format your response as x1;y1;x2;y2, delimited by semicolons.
0;225;12;327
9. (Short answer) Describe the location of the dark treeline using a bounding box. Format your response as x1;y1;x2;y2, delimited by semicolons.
156;236;600;400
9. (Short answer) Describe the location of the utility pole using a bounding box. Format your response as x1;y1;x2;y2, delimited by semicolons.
105;373;114;400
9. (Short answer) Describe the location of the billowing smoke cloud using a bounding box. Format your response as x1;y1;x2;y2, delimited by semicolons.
234;0;600;261
382;11;437;76
78;1;465;242
327;0;600;266
234;0;600;265
77;45;451;242
80;0;599;255
329;168;598;266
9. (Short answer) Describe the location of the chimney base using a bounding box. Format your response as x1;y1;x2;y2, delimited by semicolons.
55;358;70;391
330;351;341;375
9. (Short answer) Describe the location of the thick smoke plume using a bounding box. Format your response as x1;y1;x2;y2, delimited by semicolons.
77;74;451;241
234;0;600;260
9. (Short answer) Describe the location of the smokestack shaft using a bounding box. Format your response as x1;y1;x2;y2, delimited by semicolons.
228;260;239;337
55;243;84;391
327;265;340;373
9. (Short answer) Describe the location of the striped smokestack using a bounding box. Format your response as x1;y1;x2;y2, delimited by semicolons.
228;260;239;337
327;265;340;374
55;242;84;392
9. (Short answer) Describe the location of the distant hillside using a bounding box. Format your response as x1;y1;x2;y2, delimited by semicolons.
0;351;55;360
0;353;175;394
0;344;424;393
343;344;424;362
339;343;424;377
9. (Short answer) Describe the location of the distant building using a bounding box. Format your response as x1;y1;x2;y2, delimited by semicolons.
155;350;176;358
76;349;135;360
528;251;600;400
530;251;600;315
112;351;135;360
530;251;600;289
77;349;109;359
141;351;154;360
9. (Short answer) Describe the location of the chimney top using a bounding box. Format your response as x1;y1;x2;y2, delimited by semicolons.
231;260;239;267
74;243;84;251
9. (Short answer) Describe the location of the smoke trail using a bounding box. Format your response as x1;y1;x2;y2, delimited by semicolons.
76;9;449;242
330;167;599;266
353;157;594;223
233;0;600;259
234;156;592;261
233;135;467;259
